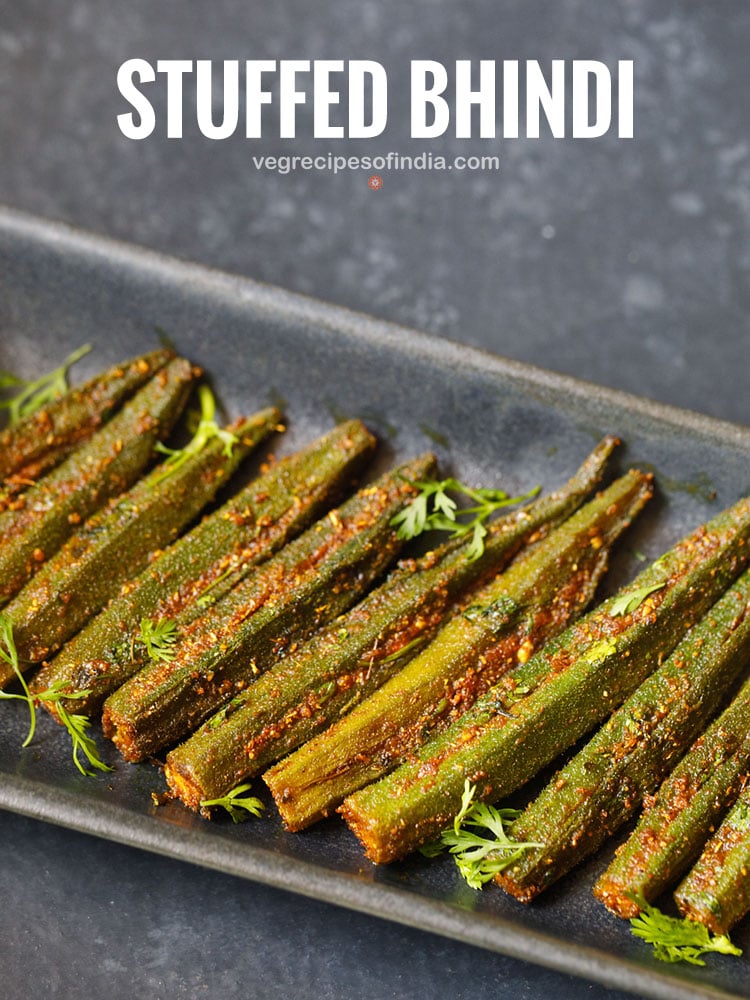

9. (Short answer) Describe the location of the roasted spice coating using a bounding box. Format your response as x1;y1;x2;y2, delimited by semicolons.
341;495;750;865
165;437;622;813
675;783;750;934
268;468;652;832
101;453;436;762
32;419;376;717
496;568;750;903
0;348;173;505
594;675;750;918
5;407;279;662
0;357;195;624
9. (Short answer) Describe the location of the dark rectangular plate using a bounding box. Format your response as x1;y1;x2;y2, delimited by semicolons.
0;206;748;1000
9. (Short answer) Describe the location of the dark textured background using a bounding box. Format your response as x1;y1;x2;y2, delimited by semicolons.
0;2;748;998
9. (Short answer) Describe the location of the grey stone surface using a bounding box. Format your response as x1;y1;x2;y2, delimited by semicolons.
0;3;748;999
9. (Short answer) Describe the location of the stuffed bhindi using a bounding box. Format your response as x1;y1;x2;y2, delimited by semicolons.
165;437;623;812
0;348;173;502
495;568;750;902
267;468;652;831
0;357;195;613
32;419;376;716
342;494;750;864
5;406;279;662
101;453;436;762
674;784;750;935
594;675;750;918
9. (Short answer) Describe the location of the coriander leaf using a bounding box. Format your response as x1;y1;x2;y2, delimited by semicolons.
54;702;115;777
0;612;37;746
610;582;666;617
423;779;543;889
582;638;618;664
139;617;179;663
390;476;540;560
0;344;91;427
432;487;457;520
380;633;429;665
391;490;430;540
152;384;238;483
629;898;742;965
0;616;112;776
465;521;488;562
200;782;265;823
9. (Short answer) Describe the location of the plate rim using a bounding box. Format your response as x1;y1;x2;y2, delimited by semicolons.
1;201;748;452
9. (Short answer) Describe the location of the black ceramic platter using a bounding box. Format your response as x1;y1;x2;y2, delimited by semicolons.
0;206;748;1000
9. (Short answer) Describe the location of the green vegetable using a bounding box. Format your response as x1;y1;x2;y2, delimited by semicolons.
101;453;436;762
629;897;742;965
164;437;624;813
4;405;278;662
675;785;750;935
0;357;196;618
269;468;652;831
31;419;375;717
341;494;750;865
495;567;750;902
0;348;174;502
594;675;750;918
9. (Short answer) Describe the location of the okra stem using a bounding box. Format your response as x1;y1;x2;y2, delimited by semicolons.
5;407;279;662
0;348;174;495
0;358;195;613
268;469;652;831
495;569;750;903
32;420;376;716
674;784;750;935
166;438;624;813
594;676;750;918
101;454;436;762
341;495;750;865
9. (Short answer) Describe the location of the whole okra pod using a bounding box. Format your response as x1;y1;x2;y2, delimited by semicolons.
0;357;195;611
0;348;173;497
166;437;622;812
341;494;750;865
675;784;750;935
5;407;280;663
101;453;436;762
268;468;652;831
594;675;750;918
495;568;750;903
32;419;376;717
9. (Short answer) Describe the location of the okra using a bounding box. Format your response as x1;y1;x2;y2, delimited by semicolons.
0;357;195;611
101;453;436;762
0;349;173;502
341;495;750;865
495;569;750;903
165;436;623;812
267;468;652;831
5;407;279;663
674;784;750;934
32;420;376;716
594;676;750;918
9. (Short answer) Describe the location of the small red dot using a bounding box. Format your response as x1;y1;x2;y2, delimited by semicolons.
368;174;383;190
